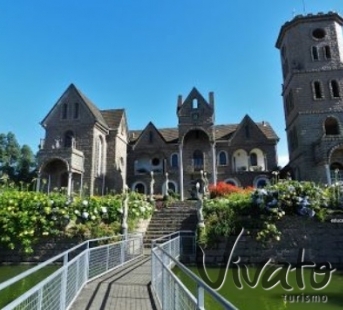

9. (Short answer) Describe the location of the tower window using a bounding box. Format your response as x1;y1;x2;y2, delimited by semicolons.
313;81;323;99
312;28;326;40
312;46;319;60
324;46;331;59
62;103;68;119
192;98;198;109
325;117;339;135
330;80;340;98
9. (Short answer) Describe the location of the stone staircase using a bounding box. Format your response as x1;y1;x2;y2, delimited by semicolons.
143;201;198;248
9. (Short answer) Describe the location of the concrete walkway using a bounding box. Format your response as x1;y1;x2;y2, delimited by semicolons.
70;255;161;310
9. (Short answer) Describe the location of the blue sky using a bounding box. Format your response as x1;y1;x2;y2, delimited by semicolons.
1;1;343;167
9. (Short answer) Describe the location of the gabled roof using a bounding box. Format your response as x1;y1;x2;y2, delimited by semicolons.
40;83;108;129
101;109;125;130
228;114;279;143
129;120;278;144
73;85;108;128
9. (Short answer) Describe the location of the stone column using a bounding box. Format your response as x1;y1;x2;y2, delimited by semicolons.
325;164;332;185
150;171;155;202
179;144;184;201
36;172;41;192
211;143;217;185
80;173;84;197
67;171;73;197
165;172;169;197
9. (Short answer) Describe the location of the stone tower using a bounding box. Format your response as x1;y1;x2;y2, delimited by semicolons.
177;87;216;199
276;12;343;184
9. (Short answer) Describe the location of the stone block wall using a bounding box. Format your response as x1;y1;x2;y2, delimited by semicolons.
198;215;343;269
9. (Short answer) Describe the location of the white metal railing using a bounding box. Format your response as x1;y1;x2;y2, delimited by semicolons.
0;233;143;310
151;231;238;310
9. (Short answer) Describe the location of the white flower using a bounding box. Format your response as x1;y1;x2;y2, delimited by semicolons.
90;215;96;220
82;211;89;219
101;206;107;213
74;210;80;215
82;200;88;206
50;200;54;205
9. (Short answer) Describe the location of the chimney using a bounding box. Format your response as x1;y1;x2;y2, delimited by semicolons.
177;95;182;113
209;92;214;108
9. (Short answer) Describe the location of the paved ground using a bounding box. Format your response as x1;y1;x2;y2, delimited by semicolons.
70;255;161;310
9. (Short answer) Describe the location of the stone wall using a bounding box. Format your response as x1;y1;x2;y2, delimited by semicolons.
0;237;85;264
198;215;343;269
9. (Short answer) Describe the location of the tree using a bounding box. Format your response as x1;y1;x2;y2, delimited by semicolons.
0;132;36;185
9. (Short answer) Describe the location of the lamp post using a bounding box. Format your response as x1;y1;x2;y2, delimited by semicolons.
122;185;129;240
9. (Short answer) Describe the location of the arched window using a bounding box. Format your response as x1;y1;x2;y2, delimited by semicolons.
250;152;258;166
132;182;146;194
193;150;203;170
253;176;270;188
224;178;239;187
170;153;178;168
330;80;340;98
324;45;331;59
325;117;339;135
218;151;227;166
64;130;74;148
192;98;198;109
312;46;319;60
313;81;323;99
95;136;104;176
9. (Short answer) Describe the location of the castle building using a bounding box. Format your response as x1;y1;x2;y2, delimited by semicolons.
37;85;279;198
276;12;343;184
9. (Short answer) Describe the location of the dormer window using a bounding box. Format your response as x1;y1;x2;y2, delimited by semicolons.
245;125;250;139
192;98;198;109
74;102;79;119
149;131;153;143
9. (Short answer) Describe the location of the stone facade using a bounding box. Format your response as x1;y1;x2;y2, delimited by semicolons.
128;87;279;199
276;12;343;184
37;86;279;198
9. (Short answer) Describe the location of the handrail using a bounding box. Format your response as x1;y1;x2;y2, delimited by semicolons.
151;231;238;310
1;233;143;310
0;234;123;292
154;242;238;309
